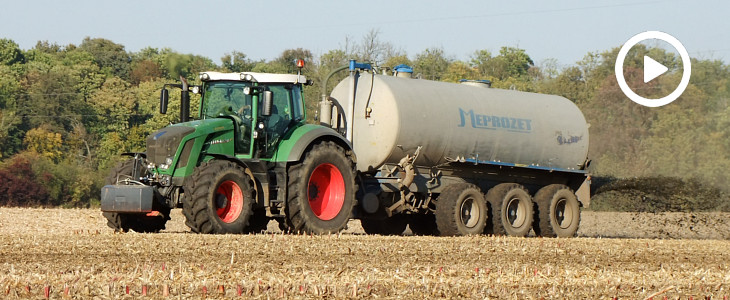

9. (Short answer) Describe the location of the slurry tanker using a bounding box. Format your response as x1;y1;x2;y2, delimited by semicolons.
101;60;590;237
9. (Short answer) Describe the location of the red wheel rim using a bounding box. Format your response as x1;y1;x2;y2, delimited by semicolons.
216;180;243;223
307;163;345;221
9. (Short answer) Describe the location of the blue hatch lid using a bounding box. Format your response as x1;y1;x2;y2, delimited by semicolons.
394;64;413;73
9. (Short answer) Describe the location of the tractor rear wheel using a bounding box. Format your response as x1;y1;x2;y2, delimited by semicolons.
486;183;533;237
533;184;581;237
285;141;356;234
435;183;487;236
103;159;169;233
182;160;255;234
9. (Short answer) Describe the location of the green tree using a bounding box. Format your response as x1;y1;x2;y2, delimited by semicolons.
272;48;314;74
162;52;215;81
79;37;131;80
442;61;478;83
413;47;451;80
221;51;256;72
471;46;534;81
0;38;24;65
383;55;412;70
24;126;64;162
0;65;22;158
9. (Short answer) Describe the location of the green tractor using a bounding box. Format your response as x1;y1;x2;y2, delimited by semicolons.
101;62;356;234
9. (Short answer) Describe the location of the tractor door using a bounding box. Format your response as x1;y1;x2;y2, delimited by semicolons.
259;84;303;158
200;81;255;157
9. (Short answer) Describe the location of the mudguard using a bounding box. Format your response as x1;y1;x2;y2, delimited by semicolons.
283;126;352;162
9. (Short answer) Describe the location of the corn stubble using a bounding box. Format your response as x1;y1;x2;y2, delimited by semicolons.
0;208;728;298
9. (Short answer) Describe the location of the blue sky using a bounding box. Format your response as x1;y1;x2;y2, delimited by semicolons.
2;0;728;67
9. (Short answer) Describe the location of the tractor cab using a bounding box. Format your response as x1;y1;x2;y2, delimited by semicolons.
198;71;308;158
159;70;309;160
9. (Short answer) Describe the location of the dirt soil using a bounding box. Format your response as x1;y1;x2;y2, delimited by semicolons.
0;208;728;298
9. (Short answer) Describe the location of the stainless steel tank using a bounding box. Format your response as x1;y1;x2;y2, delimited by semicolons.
329;73;589;173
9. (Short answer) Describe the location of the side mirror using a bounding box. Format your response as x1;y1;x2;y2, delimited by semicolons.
159;88;169;114
261;90;273;116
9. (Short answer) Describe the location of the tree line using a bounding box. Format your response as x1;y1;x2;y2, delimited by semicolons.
0;30;728;207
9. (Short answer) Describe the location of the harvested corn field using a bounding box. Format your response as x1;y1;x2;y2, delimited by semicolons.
0;208;729;298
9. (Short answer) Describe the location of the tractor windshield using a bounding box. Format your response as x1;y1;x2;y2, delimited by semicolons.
201;81;253;120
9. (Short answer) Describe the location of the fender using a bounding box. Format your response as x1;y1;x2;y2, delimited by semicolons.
284;126;353;162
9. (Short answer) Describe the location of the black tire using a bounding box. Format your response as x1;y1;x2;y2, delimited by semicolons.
533;184;581;238
103;159;169;233
435;183;487;236
486;183;533;237
182;160;255;234
360;216;408;235
244;209;271;234
285;141;356;234
407;214;439;236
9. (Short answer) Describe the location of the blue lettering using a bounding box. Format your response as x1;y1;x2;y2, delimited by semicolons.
457;107;533;133
556;134;582;145
457;108;470;127
476;114;484;126
500;117;509;128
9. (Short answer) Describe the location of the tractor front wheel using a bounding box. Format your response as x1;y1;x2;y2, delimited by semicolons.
182;160;255;234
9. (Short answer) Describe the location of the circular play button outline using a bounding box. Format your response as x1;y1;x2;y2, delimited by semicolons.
615;31;692;107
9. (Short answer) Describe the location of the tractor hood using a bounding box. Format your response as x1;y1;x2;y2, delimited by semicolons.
146;119;234;169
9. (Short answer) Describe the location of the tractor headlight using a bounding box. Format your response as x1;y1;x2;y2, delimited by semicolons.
241;73;255;82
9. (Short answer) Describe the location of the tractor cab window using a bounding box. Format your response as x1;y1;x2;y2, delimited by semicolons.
290;84;305;122
201;81;253;154
201;81;253;119
261;84;296;156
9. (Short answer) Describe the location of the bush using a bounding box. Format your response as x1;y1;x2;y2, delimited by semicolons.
0;152;50;206
590;176;730;212
0;151;105;207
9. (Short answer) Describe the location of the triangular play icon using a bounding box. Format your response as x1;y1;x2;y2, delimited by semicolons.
644;55;668;83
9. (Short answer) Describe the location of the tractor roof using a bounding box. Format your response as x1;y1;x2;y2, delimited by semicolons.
199;71;307;84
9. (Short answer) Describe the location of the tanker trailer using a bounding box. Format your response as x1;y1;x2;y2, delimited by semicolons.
321;61;590;237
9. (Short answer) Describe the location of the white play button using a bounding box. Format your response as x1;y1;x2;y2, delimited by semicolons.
616;31;691;107
644;55;668;83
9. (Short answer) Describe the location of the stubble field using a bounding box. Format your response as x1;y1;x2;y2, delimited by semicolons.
0;208;729;299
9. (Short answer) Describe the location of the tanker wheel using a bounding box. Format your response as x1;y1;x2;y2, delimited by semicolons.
285;141;356;234
407;214;439;236
244;208;271;234
103;159;169;233
182;160;255;234
435;183;487;236
360;216;408;235
533;184;581;238
486;183;534;237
